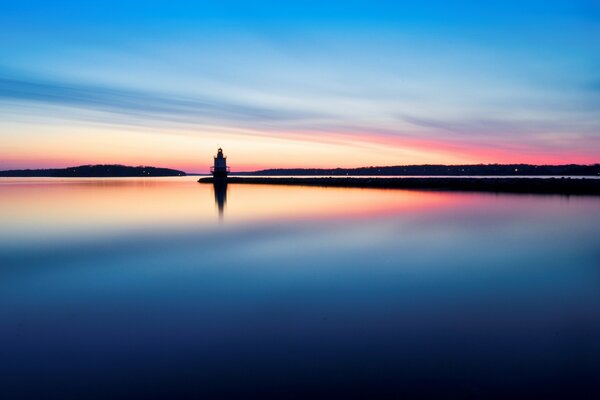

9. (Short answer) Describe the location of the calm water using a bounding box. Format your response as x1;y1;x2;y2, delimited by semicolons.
1;177;600;399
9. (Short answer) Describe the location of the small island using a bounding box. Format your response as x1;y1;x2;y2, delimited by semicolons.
0;165;186;177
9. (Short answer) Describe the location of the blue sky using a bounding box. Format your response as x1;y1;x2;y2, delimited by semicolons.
0;1;599;170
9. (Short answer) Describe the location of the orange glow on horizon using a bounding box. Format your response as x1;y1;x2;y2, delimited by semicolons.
0;121;597;172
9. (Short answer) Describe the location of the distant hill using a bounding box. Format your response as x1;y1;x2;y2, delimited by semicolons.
238;164;600;176
0;165;186;177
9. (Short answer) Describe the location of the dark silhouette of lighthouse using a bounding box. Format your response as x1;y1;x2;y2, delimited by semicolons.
211;148;230;179
210;148;229;221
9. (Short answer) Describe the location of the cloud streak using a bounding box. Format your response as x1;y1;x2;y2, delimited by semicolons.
1;69;598;166
0;74;324;127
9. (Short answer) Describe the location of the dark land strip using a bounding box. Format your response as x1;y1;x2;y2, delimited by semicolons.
0;165;185;177
198;176;600;195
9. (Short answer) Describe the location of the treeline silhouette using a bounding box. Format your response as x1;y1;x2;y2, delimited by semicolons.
240;164;600;176
0;165;186;177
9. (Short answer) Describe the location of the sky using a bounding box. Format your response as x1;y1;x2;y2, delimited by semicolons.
0;1;599;172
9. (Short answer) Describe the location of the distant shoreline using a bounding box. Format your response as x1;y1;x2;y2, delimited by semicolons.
236;164;600;177
3;163;599;179
198;176;600;195
0;165;186;177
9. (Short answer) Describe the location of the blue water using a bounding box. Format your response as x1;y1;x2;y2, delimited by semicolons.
1;178;599;398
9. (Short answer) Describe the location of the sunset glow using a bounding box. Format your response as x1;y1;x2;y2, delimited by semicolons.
1;1;599;171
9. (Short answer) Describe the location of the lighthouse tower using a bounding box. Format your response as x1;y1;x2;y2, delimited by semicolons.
211;148;230;179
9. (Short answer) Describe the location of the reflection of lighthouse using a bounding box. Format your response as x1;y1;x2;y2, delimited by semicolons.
211;148;230;179
212;180;227;221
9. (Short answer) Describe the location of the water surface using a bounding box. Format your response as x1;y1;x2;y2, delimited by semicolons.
1;177;599;398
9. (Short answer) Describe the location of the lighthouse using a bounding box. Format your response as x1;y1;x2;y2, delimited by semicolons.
211;148;230;179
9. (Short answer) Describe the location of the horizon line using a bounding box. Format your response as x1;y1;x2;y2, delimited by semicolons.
2;162;600;175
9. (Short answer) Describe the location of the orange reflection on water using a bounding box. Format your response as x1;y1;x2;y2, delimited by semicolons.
224;183;462;222
0;177;212;237
0;177;467;241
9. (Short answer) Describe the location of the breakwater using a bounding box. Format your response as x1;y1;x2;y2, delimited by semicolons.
198;176;600;195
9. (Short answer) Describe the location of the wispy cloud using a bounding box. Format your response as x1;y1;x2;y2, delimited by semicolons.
0;73;324;127
400;115;594;137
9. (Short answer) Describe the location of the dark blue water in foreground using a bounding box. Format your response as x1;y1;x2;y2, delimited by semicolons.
1;178;599;399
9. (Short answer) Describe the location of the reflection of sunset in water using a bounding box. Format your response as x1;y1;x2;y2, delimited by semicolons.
225;183;461;221
0;177;463;239
3;177;598;245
